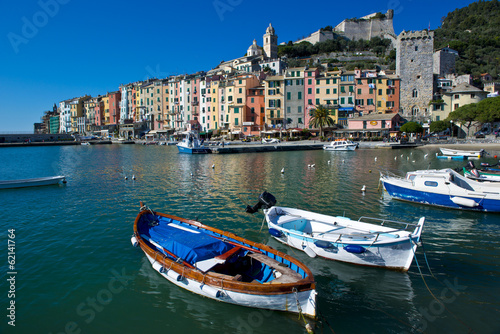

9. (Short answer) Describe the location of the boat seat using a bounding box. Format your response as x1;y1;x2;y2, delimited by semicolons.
248;253;302;283
215;246;242;261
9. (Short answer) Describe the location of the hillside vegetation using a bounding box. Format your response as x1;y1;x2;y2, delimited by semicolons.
434;0;500;80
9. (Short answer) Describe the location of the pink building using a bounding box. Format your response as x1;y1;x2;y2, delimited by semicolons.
347;112;403;139
304;68;319;129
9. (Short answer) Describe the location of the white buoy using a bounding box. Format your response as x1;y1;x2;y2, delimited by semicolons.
281;168;285;174
131;236;138;247
361;185;366;192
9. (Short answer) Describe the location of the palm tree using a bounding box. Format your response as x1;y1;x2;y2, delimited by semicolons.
309;105;336;137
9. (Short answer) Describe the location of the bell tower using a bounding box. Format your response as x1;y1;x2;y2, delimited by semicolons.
263;23;278;59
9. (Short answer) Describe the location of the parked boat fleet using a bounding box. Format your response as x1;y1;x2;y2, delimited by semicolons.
129;144;500;324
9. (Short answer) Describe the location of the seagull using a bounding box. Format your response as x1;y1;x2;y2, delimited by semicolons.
190;172;193;177
124;176;128;180
308;164;311;168
281;168;285;174
407;156;409;160
328;160;331;164
342;159;345;163
132;175;136;180
361;185;366;192
374;157;377;161
401;154;404;157
424;153;428;158
394;156;397;160
311;164;315;168
212;164;215;169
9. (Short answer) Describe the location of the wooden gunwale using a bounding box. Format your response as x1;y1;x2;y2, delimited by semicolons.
133;209;315;295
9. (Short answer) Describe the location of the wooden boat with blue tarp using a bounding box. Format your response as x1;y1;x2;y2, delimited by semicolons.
131;203;317;318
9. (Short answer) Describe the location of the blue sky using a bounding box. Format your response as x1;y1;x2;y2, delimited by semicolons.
0;0;479;132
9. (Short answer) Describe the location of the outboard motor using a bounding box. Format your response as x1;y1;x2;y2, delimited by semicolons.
245;191;277;214
467;161;476;170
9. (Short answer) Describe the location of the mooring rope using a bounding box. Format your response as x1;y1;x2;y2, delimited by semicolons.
412;239;475;333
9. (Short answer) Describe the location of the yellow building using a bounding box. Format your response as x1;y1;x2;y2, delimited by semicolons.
102;95;109;125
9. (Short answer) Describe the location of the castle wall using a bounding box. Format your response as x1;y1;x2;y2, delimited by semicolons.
396;30;434;120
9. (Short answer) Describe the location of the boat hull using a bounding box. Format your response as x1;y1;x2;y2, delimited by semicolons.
382;178;500;212
176;145;211;154
323;145;357;151
144;254;316;316
0;176;66;189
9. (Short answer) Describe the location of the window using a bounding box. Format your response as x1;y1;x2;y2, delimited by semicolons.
326;89;330;94
308;99;312;105
308;79;312;85
298;92;302;100
316;79;320;85
316;98;320;105
412;89;418;98
349;86;354;93
415;46;419;51
357;88;361;95
369;88;373;94
287;106;290;114
251;98;254;103
377;101;382;107
298;106;302;114
333;88;337;94
424;181;438;187
340;86;345;93
340;97;345;104
237;98;242;104
298;117;302;124
316;88;320;94
308;88;312;94
357;79;362;84
378;89;382;96
234;107;239;113
326;79;330;84
454;103;459;110
239;88;242;93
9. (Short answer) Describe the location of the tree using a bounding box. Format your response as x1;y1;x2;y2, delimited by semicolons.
309;105;336;137
446;103;481;137
400;121;423;134
429;120;450;133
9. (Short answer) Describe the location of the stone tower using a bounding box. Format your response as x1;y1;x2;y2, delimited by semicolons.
396;30;434;121
263;23;278;59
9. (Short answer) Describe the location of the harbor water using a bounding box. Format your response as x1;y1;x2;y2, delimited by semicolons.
0;144;499;334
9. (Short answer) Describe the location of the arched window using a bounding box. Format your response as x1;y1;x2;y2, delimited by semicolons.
411;106;419;116
412;89;418;98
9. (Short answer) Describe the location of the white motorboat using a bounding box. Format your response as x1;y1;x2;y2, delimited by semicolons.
246;192;425;271
176;131;211;154
323;139;358;151
380;168;500;212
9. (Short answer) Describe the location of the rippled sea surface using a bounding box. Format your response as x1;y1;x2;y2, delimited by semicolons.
0;144;499;334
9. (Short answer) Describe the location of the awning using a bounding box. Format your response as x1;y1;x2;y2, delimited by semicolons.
339;107;354;111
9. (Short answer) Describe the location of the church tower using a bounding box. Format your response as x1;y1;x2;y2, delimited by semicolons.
263;23;278;59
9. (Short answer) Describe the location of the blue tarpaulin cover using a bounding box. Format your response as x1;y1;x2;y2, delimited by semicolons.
139;215;232;264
